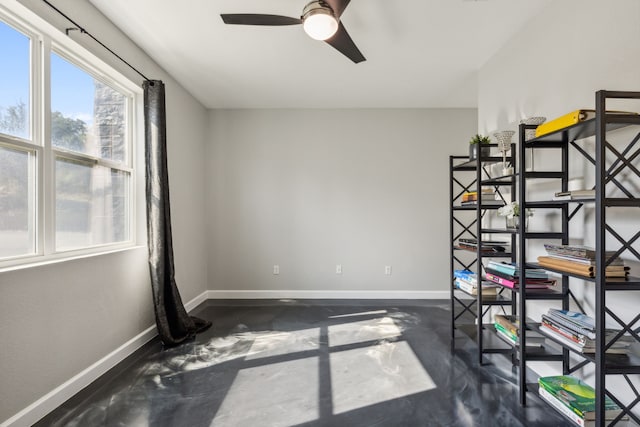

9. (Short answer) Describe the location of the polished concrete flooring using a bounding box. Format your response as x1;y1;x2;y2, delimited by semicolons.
35;299;573;427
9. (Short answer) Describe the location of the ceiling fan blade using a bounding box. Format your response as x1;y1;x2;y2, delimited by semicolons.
324;22;365;63
324;0;351;18
221;14;302;26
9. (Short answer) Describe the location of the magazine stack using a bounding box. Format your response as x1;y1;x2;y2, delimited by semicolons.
539;308;632;354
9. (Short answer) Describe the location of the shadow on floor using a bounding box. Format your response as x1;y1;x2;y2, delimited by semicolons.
35;299;571;427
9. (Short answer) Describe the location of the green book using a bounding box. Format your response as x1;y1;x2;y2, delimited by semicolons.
538;375;622;420
494;323;518;342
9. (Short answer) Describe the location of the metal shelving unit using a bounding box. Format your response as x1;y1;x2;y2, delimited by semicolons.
517;90;640;426
449;146;519;362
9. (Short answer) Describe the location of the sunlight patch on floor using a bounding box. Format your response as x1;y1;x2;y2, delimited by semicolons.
330;340;436;414
328;316;402;347
245;327;320;360
211;357;319;427
329;310;388;319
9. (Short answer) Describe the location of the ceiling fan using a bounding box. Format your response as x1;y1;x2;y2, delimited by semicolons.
221;0;366;63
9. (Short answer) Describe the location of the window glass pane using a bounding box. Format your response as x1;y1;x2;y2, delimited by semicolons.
0;20;30;140
55;157;129;250
51;53;127;163
0;146;35;257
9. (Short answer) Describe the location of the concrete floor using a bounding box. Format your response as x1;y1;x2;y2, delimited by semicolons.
35;299;572;426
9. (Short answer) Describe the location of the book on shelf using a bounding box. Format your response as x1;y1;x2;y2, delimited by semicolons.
538;326;592;353
461;189;497;201
535;110;596;138
484;269;552;282
538;255;629;272
538;375;625;422
540;317;588;345
456;239;508;252
555;189;596;198
538;386;591;427
495;327;519;346
494;314;519;335
461;191;477;201
538;386;626;427
535;109;638;138
459;238;507;247
453;269;477;283
493;315;545;347
494;326;545;347
460;199;505;206
485;272;555;289
457;244;506;253
552;195;594;201
486;261;549;279
453;270;499;295
455;278;498;296
460;189;505;206
539;324;631;354
542;309;632;349
543;244;618;260
552;189;595;201
546;308;595;332
538;256;629;278
544;253;626;267
541;243;628;276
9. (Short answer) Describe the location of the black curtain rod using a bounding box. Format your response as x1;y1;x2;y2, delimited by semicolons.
42;0;151;82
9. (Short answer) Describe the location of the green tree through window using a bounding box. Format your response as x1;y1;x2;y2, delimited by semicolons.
51;111;87;151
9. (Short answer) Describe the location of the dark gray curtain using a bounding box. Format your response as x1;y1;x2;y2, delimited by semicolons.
143;80;211;347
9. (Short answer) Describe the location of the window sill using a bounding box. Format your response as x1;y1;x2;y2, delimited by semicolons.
0;244;147;273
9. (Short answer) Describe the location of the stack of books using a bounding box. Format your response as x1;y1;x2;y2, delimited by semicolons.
538;375;626;426
485;261;556;290
539;244;629;278
460;189;503;206
453;269;499;296
456;238;507;253
538;308;632;354
494;314;545;347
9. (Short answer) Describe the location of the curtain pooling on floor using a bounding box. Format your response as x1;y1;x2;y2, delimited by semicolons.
143;80;211;346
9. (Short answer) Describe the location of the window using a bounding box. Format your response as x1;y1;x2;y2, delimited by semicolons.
0;145;35;257
50;52;131;251
0;20;30;140
0;11;137;266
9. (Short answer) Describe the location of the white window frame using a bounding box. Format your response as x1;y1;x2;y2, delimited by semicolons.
0;5;142;270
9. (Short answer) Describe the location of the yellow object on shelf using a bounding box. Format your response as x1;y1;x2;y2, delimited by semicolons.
535;110;595;137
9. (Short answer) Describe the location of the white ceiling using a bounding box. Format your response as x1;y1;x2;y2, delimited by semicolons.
89;0;551;109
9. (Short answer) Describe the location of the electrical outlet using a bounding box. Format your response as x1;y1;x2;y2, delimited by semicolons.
385;265;392;275
273;265;279;275
336;264;342;274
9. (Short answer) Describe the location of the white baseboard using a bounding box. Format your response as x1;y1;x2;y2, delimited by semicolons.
1;290;210;427
204;289;449;300
184;289;210;311
2;288;444;427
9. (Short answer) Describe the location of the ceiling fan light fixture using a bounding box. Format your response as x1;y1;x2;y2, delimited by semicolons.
302;1;338;41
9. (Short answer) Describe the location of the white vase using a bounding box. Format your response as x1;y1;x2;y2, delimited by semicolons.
505;216;528;230
494;131;515;175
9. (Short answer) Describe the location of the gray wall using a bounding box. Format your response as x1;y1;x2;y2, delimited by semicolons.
207;109;477;296
0;0;209;422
